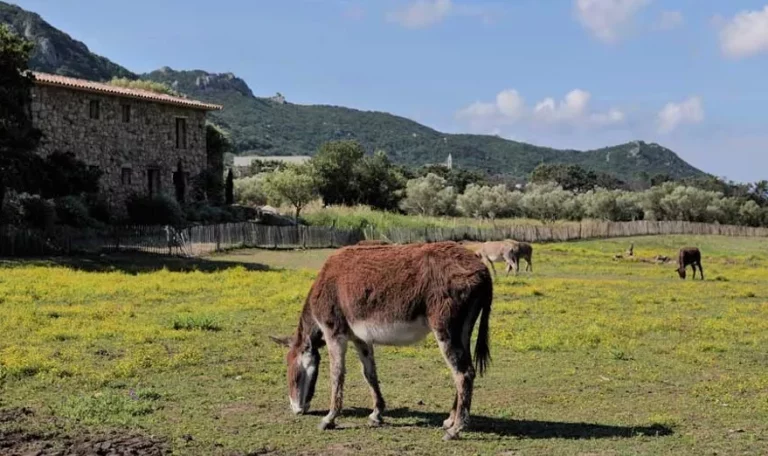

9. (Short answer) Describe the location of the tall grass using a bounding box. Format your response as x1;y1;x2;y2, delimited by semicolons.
296;203;561;231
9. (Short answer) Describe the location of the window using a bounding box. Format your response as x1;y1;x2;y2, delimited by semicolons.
121;104;131;123
89;100;100;119
121;167;132;185
147;168;161;197
175;118;187;149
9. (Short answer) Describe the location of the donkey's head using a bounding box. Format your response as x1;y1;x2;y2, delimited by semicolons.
677;265;686;279
270;332;321;415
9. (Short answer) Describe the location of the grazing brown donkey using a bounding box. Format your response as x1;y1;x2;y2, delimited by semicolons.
470;240;533;276
677;247;704;280
272;242;493;441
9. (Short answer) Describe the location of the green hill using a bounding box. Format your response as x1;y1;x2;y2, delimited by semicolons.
2;2;706;181
144;68;704;181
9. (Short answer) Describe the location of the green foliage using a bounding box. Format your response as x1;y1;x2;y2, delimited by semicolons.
108;77;178;95
201;124;229;205
38;152;102;198
353;150;407;211
183;202;257;224
19;194;56;230
225;169;234;205
531;163;625;192
0;23;41;223
400;173;456;216
233;175;268;207
456;184;522;219
125;194;184;226
311;140;365;205
520;183;582;223
414;165;488;193
53;195;93;228
261;165;318;220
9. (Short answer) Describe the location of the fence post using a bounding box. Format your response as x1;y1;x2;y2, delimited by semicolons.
215;224;221;251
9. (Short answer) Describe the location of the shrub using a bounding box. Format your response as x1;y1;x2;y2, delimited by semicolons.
83;193;112;224
54;196;93;228
234;175;268;207
125;194;185;226
0;191;24;226
400;173;456;216
20;194;56;230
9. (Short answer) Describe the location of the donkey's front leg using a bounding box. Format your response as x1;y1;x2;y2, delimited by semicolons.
353;340;386;426
319;335;348;430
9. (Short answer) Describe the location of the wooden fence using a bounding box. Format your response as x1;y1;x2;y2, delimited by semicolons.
366;220;768;244
2;220;767;257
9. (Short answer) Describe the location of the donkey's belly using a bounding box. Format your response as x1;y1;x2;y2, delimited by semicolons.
350;317;430;346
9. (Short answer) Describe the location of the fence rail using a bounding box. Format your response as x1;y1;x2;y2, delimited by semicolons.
2;220;767;257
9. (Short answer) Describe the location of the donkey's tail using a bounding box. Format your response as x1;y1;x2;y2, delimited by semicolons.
474;277;493;377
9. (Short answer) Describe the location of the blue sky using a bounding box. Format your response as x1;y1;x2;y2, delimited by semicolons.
11;0;768;182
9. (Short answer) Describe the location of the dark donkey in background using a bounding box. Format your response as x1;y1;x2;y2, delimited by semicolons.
271;241;493;441
677;247;704;280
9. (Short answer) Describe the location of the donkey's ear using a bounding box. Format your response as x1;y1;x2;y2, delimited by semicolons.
269;335;293;347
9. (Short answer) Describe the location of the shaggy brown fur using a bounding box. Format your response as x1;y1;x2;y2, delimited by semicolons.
275;241;493;441
677;247;703;280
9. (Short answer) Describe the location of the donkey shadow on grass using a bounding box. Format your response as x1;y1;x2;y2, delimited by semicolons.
309;407;673;440
0;252;273;275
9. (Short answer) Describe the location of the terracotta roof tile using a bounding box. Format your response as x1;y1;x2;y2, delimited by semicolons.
31;72;223;111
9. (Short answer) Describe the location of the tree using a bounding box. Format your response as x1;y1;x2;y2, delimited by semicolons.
262;165;318;221
38;151;102;198
400;173;456;216
0;24;41;223
311;140;365;205
354;150;407;211
416;165;487;193
457;184;521;220
200;124;230;205
234;175;269;207
520;183;582;223
225;169;234;205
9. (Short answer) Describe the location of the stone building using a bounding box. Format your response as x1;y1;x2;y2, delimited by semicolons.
29;72;222;211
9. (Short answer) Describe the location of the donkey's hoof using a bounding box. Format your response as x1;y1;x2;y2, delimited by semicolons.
442;431;460;441
368;417;383;427
317;420;336;431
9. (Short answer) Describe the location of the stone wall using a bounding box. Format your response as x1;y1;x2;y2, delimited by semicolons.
29;85;209;213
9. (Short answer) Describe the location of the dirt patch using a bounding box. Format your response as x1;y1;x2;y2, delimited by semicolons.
0;408;169;456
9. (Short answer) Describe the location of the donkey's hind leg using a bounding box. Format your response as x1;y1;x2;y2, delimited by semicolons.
434;330;475;440
353;339;386;426
319;335;348;430
698;262;704;280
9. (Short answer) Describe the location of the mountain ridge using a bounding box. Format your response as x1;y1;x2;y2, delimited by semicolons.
1;1;706;181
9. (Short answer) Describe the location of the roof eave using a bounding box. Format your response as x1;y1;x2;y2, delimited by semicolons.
33;79;223;112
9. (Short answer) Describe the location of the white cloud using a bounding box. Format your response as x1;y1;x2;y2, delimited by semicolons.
495;89;525;120
574;0;651;43
387;0;453;29
718;6;768;59
656;10;683;30
657;96;704;134
456;88;625;133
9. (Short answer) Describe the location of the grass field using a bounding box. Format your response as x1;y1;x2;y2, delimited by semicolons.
1;235;767;455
